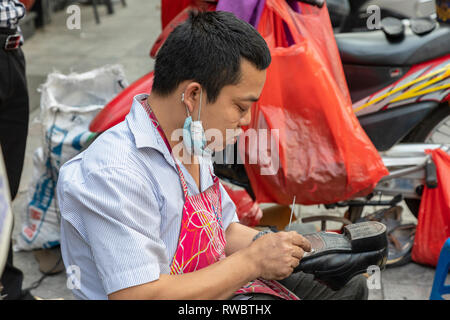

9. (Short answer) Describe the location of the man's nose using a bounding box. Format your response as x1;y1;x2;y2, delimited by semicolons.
240;108;252;127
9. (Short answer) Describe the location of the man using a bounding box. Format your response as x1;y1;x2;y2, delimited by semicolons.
57;11;368;300
0;0;33;300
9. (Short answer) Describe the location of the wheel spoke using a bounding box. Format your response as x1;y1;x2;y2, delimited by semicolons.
425;115;450;144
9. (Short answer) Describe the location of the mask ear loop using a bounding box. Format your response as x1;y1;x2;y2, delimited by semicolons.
182;92;190;117
197;88;203;121
182;87;202;119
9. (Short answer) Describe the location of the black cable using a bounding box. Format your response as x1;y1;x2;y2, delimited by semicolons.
23;251;63;292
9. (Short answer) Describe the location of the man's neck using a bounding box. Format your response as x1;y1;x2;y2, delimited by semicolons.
146;93;197;166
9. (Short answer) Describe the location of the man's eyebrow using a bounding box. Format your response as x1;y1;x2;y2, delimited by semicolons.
239;95;259;102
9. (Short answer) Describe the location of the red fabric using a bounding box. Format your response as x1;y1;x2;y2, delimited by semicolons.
154;1;217;58
412;148;450;267
161;0;217;29
222;185;263;226
19;0;35;11
239;0;388;205
161;0;192;29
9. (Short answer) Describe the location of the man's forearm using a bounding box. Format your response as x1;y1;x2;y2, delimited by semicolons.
109;223;261;300
108;247;259;300
108;225;308;300
225;222;260;256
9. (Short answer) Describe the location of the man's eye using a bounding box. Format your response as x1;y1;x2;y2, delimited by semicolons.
236;104;246;112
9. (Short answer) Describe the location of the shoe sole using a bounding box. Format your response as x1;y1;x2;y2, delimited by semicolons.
298;248;388;290
300;221;387;261
294;221;388;290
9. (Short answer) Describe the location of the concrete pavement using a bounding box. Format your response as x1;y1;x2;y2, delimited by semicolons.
9;0;446;300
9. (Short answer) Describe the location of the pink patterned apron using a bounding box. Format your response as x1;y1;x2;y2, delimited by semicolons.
140;98;299;300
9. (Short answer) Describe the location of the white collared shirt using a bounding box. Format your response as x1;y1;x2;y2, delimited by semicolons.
57;94;239;300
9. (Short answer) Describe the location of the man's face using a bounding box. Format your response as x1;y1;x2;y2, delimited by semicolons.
202;59;267;152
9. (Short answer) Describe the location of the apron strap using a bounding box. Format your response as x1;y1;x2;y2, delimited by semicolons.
140;99;190;198
141;98;218;198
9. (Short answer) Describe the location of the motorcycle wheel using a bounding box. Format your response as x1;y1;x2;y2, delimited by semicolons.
403;103;450;218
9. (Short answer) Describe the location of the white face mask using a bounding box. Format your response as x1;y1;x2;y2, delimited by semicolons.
182;88;212;157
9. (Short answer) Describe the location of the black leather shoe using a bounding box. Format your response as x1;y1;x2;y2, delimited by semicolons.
294;221;388;291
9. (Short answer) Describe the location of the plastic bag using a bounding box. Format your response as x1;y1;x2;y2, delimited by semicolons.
15;65;128;251
155;1;217;58
412;148;450;267
161;0;217;29
161;0;191;29
239;0;388;205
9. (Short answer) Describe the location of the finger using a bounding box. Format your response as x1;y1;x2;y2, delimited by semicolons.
291;246;304;260
290;232;312;252
291;257;300;269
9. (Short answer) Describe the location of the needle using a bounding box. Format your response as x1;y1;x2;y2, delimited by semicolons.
287;196;316;257
288;196;296;231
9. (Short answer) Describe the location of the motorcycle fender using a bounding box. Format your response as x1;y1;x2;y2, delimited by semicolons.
358;101;439;151
444;93;450;103
89;71;154;133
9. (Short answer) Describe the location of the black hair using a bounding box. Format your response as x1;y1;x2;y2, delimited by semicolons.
152;10;271;103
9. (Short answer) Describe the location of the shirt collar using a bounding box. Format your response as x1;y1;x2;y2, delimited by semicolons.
126;94;214;179
126;94;176;166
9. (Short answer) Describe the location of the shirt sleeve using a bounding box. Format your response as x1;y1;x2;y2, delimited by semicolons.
58;166;169;296
219;182;240;229
0;1;25;26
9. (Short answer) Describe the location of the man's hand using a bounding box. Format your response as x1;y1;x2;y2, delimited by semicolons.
247;231;311;280
108;228;311;299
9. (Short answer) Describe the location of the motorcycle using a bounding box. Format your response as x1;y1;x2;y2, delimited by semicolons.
88;0;450;222
334;0;450;219
328;0;437;32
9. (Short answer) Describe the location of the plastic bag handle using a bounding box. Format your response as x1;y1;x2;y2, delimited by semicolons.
295;0;324;8
264;0;307;45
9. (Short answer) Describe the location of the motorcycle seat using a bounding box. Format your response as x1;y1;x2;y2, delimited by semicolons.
336;23;450;67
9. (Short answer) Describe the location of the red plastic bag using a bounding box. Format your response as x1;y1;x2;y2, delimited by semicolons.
412;148;450;267
222;184;263;227
161;0;217;29
155;1;217;58
239;0;388;205
161;0;192;29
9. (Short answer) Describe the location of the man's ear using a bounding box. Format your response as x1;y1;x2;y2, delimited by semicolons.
183;82;203;117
